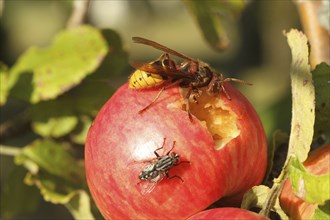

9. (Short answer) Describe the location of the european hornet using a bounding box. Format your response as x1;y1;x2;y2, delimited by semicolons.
129;37;252;120
137;138;190;195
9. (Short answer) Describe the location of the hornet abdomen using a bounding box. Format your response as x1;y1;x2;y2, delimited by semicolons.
129;70;165;89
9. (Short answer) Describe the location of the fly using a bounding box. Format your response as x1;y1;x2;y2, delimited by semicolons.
137;138;190;194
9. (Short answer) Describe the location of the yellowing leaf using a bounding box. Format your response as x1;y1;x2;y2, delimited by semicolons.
285;29;315;162
241;185;288;220
9;25;108;103
65;190;95;220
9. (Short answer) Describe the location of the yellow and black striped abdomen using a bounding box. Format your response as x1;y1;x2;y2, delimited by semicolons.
129;70;165;89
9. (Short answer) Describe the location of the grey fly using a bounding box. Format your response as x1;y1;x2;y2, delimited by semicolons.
137;138;190;194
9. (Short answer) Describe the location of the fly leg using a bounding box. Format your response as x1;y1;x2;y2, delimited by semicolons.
164;170;184;182
176;160;190;165
165;140;176;155
165;141;191;164
153;138;167;158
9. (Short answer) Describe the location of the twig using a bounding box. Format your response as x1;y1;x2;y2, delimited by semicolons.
67;0;91;28
295;0;330;69
259;161;289;217
0;0;4;17
0;145;22;156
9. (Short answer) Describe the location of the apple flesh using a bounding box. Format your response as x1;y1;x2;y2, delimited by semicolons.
280;144;330;219
187;208;269;220
85;82;267;219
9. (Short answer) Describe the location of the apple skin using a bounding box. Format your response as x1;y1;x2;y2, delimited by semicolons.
280;144;330;219
85;82;267;219
187;208;269;220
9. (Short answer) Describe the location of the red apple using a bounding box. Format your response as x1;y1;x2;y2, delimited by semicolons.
280;144;330;219
85;82;267;219
187;208;269;220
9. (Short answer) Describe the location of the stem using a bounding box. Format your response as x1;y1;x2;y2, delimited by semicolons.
67;0;91;28
259;159;290;217
295;0;330;69
0;145;22;156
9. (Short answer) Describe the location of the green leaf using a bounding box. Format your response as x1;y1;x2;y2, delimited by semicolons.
0;166;41;219
183;0;246;51
22;169;96;219
70;79;114;115
312;200;330;220
312;62;330;138
70;116;92;145
13;139;95;219
9;25;108;103
29;99;78;138
286;29;315;162
0;63;9;106
288;156;330;204
101;29;128;77
241;185;288;220
24;172;72;203
15;139;85;184
28;79;114;138
65;190;95;220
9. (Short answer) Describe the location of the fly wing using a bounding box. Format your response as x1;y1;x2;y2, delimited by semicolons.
129;61;192;79
138;173;164;195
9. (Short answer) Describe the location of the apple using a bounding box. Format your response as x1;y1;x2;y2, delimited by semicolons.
280;144;330;219
187;208;269;220
85;82;267;219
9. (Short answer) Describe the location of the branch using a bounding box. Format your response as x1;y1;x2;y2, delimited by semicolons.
67;0;91;28
295;0;330;69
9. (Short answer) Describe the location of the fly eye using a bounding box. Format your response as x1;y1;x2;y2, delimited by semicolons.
171;152;179;157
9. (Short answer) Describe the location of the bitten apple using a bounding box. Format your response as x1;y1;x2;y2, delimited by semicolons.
85;83;267;219
280;144;330;219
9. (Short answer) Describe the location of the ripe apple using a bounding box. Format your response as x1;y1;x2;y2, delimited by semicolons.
280;144;330;219
85;82;267;219
187;208;269;220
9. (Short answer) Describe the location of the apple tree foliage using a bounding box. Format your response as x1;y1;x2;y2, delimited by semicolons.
0;2;329;219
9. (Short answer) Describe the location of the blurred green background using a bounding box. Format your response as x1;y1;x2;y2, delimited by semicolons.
0;1;303;219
